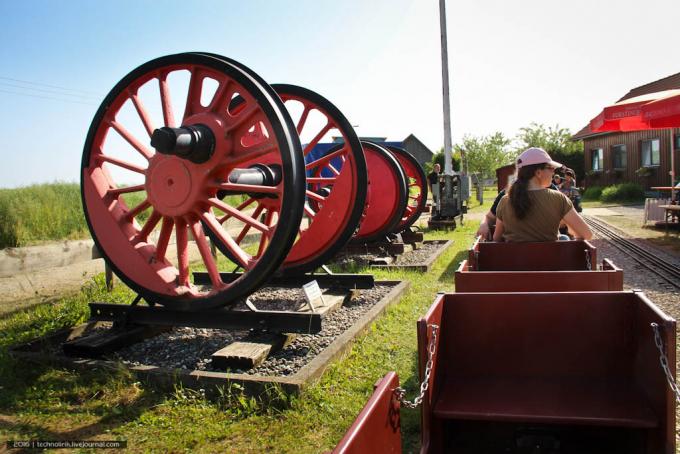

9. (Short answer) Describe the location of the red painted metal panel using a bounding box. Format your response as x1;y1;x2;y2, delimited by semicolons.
421;291;676;453
333;372;402;454
454;259;623;292
468;240;597;271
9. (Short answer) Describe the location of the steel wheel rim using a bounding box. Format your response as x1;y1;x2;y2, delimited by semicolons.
354;141;408;242
384;145;427;233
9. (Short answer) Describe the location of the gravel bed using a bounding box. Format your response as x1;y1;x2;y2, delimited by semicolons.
587;217;680;368
111;284;393;376
334;241;445;268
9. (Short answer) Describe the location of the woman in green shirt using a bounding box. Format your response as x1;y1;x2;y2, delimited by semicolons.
493;148;592;242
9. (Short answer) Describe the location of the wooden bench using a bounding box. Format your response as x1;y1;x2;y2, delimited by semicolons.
418;292;676;453
332;372;402;454
659;205;680;234
455;258;623;292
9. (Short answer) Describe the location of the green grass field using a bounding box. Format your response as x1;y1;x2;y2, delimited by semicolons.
0;195;491;453
0;183;89;248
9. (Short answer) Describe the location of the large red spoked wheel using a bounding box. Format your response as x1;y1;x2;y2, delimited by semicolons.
384;145;427;233
81;53;305;310
353;141;408;242
210;84;367;275
275;84;367;274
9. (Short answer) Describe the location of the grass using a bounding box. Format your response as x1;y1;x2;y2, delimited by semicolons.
0;182;253;250
0;195;491;452
0;183;89;248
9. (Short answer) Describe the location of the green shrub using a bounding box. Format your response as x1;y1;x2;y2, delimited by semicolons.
0;182;89;248
582;186;603;200
600;183;645;203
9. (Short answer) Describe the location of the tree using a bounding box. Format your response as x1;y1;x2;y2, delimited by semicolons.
514;123;584;180
453;132;512;180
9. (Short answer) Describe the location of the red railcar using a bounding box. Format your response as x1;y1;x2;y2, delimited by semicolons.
334;240;676;454
456;239;622;292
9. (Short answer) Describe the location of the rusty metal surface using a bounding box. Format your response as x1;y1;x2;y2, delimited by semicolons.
468;239;597;271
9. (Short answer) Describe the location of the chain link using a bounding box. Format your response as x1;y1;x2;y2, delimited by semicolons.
651;322;680;403
394;324;439;409
584;249;592;271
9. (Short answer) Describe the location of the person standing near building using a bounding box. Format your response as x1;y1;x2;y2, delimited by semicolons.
428;163;442;217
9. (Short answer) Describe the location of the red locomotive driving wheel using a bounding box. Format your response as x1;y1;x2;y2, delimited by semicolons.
384;145;428;233
81;53;305;310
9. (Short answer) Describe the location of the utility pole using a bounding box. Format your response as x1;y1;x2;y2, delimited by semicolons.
439;0;453;184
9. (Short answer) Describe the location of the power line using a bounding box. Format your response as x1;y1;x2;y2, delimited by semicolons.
0;81;100;100
0;88;99;106
0;75;104;97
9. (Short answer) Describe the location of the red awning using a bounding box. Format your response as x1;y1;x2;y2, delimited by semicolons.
641;92;680;129
589;89;680;132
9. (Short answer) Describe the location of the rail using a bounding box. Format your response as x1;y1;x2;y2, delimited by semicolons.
584;215;680;289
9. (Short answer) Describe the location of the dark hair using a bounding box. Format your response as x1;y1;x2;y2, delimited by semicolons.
508;163;544;220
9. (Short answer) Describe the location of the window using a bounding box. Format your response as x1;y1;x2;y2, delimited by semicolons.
612;144;627;169
591;148;603;171
641;139;660;166
674;134;680;150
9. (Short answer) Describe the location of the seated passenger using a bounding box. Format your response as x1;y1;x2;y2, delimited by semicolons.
477;174;560;241
492;147;592;242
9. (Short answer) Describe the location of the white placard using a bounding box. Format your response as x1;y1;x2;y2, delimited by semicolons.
302;280;324;312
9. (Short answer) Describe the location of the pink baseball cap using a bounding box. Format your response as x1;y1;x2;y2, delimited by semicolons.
516;147;562;169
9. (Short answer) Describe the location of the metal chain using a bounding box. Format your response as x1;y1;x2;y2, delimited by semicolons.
584;249;592;271
651;323;680;403
394;324;439;409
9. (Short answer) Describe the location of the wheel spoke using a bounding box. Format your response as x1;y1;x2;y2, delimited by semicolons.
218;197;257;223
189;220;223;289
108;119;154;160
215;182;282;195
224;140;277;167
327;163;341;176
306;190;326;203
175;217;190;287
107;184;145;196
125;198;151;220
158;72;176;127
306;177;336;184
256;209;275;256
156;216;174;261
182;66;203;122
236;203;265;244
98;154;147;174
304;204;316;218
209;79;235;113
303;122;333;156
296;104;311;134
128;90;156;137
208;198;271;234
305;146;348;170
409;195;420;201
200;211;251;269
135;209;161;242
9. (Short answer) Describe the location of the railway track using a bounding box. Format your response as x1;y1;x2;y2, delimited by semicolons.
584;215;680;289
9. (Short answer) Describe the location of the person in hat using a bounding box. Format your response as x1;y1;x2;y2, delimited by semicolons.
552;173;563;188
492;147;591;242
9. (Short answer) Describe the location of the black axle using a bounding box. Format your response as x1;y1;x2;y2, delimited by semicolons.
150;124;215;164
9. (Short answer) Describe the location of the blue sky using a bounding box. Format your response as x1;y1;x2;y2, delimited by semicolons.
1;0;679;187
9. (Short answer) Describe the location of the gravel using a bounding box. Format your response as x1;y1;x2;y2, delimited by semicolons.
111;284;393;376
334;240;447;268
586;218;680;368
